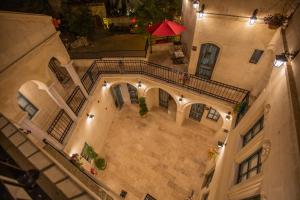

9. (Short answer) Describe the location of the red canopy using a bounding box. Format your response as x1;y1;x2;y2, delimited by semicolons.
147;20;186;36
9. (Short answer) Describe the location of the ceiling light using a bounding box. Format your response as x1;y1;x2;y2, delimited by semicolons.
273;54;288;67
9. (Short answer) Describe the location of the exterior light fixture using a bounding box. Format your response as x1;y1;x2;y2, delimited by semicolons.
197;4;205;19
274;50;299;67
249;9;258;25
193;0;200;9
218;141;224;148
274;54;288;67
103;81;107;87
225;112;231;120
179;95;184;102
138;81;142;88
86;113;95;119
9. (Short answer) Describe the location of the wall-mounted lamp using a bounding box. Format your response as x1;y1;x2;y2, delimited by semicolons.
138;81;142;88
179;95;184;102
274;50;299;67
193;0;200;9
249;9;258;25
87;113;95;119
197;4;205;19
225;112;231;120
218;141;224;148
103;81;108;87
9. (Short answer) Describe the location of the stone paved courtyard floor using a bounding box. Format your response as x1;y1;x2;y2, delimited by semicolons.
97;104;217;200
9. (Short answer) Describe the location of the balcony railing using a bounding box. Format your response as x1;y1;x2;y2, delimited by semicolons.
66;86;87;115
47;109;73;143
82;60;249;105
43;140;119;200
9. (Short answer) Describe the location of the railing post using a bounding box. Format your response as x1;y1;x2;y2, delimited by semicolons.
63;61;89;98
47;84;78;121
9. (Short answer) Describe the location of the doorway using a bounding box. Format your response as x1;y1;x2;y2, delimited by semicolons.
111;85;124;109
196;43;220;79
127;84;139;104
159;89;170;109
189;103;205;121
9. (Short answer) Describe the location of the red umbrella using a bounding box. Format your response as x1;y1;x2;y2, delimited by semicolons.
147;20;186;36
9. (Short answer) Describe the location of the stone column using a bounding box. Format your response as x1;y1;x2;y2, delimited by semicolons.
63;61;89;98
19;116;64;150
176;109;185;126
47;84;78;121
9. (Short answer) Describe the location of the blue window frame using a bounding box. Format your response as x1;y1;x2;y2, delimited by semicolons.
196;43;220;79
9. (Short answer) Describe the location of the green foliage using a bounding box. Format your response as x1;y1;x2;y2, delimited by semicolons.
139;97;148;116
61;4;95;37
94;157;106;170
135;0;181;24
83;144;98;160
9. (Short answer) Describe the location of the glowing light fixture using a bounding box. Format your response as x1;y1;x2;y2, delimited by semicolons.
179;95;184;102
218;141;224;148
138;81;142;88
193;0;200;9
103;81;108;87
197;4;205;19
225;112;232;121
249;9;258;25
273;54;288;67
86;113;95;119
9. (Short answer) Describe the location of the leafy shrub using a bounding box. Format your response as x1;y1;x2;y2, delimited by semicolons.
139;97;148;116
94;158;106;170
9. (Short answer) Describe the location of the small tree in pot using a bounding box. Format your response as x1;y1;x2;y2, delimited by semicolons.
264;13;288;29
139;97;149;117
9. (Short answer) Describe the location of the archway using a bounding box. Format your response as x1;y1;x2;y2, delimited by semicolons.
145;87;178;121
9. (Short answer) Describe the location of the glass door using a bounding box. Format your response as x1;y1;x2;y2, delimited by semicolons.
111;85;124;109
159;89;169;109
127;84;139;104
189;103;205;121
196;43;220;79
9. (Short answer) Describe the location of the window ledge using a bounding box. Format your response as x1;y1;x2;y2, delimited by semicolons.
235;133;263;163
228;174;262;200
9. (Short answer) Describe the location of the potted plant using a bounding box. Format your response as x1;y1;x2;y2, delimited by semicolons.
70;153;83;169
85;144;98;161
138;97;149;117
264;14;288;29
208;147;219;160
94;157;107;170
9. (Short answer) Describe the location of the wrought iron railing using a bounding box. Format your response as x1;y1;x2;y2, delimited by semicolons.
81;63;101;94
66;86;87;115
84;60;249;104
47;109;73;143
43;140;119;200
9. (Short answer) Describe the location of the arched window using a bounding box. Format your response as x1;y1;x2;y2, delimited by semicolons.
196;43;220;79
48;57;70;84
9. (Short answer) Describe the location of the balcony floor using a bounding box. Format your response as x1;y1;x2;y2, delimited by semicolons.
96;104;216;200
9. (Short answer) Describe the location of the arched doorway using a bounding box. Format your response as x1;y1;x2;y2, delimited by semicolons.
196;43;220;79
145;87;177;120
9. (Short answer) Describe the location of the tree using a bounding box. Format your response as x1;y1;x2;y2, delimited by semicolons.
61;3;95;37
135;0;181;24
139;97;148;117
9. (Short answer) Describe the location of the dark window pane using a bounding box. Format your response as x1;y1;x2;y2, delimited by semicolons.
207;108;220;121
17;92;38;119
249;49;264;64
243;116;264;146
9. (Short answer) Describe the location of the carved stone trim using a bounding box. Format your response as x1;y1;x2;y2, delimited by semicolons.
261;140;271;163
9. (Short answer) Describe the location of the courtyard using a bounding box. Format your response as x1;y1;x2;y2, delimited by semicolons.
96;104;217;200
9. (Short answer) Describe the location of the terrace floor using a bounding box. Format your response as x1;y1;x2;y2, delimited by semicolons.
96;104;217;200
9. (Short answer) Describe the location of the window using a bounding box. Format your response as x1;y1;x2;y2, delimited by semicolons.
81;143;97;162
202;193;209;200
242;195;261;200
243;116;264;146
207;108;220;121
202;169;215;188
17;92;38;119
237;149;262;184
249;49;264;64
